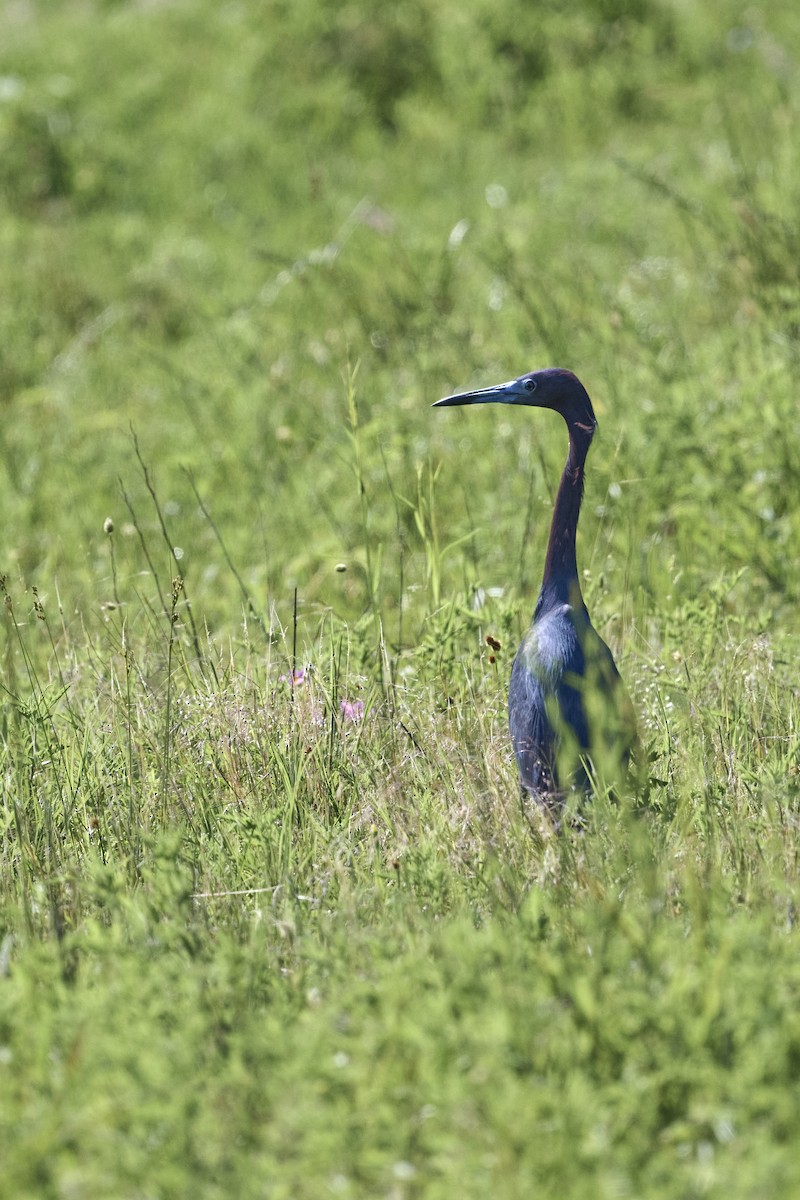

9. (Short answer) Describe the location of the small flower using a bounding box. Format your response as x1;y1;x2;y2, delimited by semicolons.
280;666;307;686
339;698;364;722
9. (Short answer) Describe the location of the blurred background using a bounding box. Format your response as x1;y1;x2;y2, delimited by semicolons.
1;0;799;660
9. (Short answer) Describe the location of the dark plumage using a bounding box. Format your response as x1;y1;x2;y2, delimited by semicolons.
434;367;635;808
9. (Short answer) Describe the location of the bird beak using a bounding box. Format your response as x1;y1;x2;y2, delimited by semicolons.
433;379;525;407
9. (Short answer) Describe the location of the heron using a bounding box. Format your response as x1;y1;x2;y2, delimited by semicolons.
434;367;635;810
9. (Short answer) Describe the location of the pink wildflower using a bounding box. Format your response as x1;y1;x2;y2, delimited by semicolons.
339;698;365;722
280;667;307;686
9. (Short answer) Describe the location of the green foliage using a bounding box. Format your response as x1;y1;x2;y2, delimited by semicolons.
4;886;800;1199
2;0;800;1195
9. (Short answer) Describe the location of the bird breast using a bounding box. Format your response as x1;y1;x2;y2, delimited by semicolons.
519;605;584;687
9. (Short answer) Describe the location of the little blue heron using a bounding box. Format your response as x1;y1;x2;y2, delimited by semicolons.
434;367;635;809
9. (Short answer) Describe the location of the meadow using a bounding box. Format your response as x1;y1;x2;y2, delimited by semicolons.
2;0;800;1195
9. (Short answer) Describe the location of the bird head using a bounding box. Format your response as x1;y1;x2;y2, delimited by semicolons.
434;367;597;435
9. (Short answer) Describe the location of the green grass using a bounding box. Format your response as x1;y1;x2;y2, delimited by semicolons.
2;0;800;1195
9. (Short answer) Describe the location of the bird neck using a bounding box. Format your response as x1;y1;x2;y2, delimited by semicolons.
537;421;592;614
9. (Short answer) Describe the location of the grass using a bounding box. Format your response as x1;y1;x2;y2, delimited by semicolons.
2;0;800;1195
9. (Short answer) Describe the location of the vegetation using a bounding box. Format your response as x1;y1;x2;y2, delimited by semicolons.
2;0;800;1195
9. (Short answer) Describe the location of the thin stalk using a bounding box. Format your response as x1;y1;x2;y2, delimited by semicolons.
161;576;182;822
345;364;383;685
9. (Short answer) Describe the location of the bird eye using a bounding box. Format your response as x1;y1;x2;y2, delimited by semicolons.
523;379;536;392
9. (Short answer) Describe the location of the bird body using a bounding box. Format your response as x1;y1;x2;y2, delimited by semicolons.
435;367;634;807
509;597;628;801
